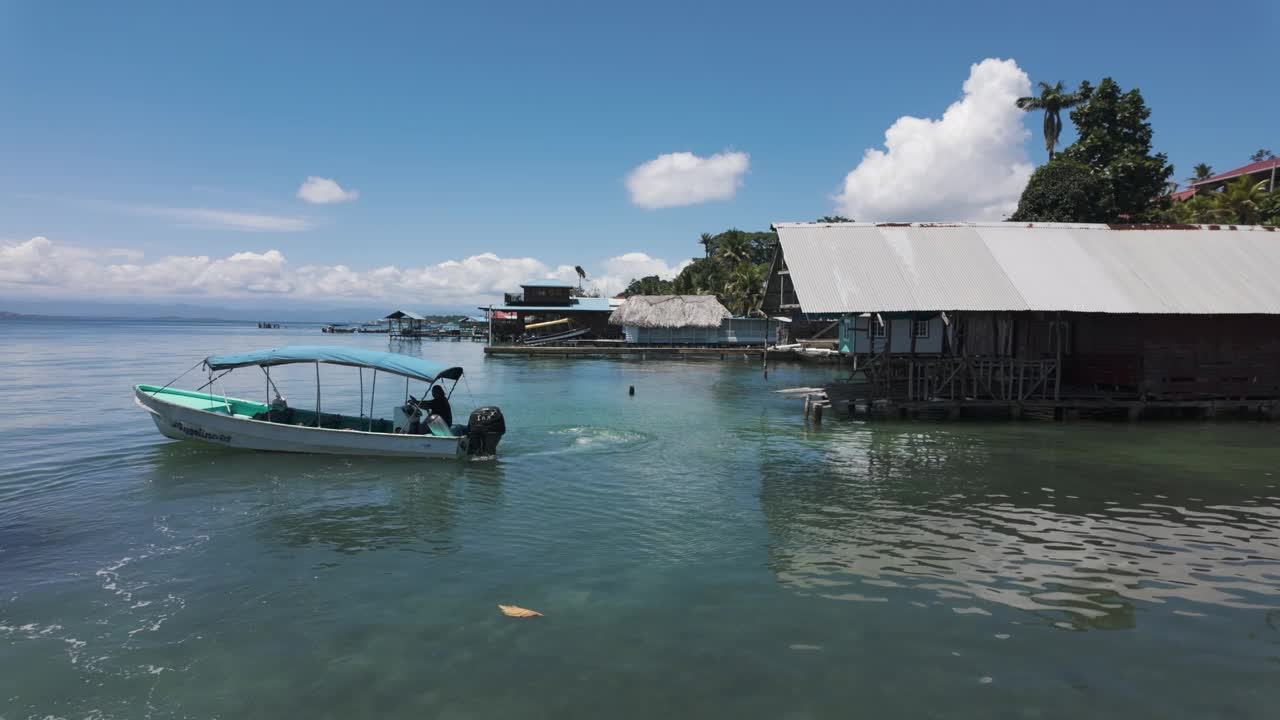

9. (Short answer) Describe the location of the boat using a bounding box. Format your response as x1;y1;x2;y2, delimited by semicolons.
134;346;505;459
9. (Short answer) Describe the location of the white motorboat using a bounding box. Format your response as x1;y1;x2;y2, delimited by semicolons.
134;346;505;459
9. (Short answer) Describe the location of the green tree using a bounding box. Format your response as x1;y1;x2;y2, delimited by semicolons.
1250;149;1275;163
1260;190;1280;226
715;231;753;269
665;227;778;308
1058;78;1174;222
1015;81;1088;160
816;215;854;223
723;262;767;317
698;232;716;258
621;275;674;297
1010;159;1110;222
1212;176;1271;225
1190;163;1213;181
671;257;724;296
1164;194;1217;224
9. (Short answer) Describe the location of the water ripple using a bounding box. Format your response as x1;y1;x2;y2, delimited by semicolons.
762;425;1280;629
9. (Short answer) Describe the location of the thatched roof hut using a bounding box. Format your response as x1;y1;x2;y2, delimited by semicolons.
609;295;731;328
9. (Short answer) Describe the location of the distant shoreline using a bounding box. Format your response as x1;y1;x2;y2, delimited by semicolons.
0;311;328;324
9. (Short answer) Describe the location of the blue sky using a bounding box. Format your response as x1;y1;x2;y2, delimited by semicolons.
1;0;1276;310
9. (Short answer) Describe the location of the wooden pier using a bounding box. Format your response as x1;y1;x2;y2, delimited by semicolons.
392;332;489;342
484;344;764;358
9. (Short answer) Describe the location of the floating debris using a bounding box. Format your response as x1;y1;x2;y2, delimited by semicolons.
498;604;543;618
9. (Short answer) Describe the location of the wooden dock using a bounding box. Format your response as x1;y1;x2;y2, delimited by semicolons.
484;345;765;358
776;386;1280;423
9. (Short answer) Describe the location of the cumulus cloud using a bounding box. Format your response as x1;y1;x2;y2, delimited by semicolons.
835;58;1034;222
593;252;692;296
297;176;359;205
135;206;314;232
626;151;749;209
0;236;687;306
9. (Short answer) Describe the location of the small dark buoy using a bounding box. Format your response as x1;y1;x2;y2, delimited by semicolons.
629;385;635;396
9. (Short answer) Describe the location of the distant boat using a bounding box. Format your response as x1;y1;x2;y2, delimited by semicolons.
257;321;281;329
134;346;506;459
321;324;359;333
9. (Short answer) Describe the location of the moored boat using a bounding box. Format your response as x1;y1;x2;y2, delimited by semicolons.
134;346;505;459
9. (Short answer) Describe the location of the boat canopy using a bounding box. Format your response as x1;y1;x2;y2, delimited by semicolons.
204;346;463;383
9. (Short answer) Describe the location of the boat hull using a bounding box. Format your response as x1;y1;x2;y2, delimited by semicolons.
134;387;466;459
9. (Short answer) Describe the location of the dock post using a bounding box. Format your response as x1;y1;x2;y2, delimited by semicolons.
813;402;824;423
834;399;850;418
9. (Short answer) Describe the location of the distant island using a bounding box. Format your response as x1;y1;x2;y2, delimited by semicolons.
0;310;246;322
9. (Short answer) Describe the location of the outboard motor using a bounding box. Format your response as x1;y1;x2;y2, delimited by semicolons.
466;406;506;457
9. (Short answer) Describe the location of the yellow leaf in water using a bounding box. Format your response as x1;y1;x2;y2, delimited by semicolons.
498;604;543;618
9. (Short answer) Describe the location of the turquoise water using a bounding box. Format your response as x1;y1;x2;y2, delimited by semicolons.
2;319;1279;719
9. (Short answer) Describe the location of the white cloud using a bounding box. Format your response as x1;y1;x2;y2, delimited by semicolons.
297;176;359;205
0;234;634;303
0;236;688;306
835;58;1034;222
135;206;314;232
593;252;692;296
626;151;749;209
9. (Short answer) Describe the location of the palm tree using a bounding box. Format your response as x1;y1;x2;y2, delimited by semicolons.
1212;176;1270;225
698;233;716;258
573;265;587;291
724;262;767;316
1191;163;1213;182
715;233;752;270
1016;81;1088;160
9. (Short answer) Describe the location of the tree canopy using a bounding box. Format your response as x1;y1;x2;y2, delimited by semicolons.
1056;79;1174;222
1250;149;1275;163
1009;159;1110;223
621;275;674;296
1010;78;1174;224
622;227;778;316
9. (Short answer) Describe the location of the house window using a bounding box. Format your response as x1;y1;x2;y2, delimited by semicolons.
913;319;930;339
870;321;887;338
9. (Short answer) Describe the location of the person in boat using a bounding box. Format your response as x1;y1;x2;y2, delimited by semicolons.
422;385;452;427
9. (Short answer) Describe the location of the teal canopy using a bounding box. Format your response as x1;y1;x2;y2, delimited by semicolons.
205;346;463;383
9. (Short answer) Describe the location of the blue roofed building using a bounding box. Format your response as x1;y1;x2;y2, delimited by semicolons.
483;280;618;345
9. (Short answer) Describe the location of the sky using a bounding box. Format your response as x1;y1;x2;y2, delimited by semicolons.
2;0;1277;313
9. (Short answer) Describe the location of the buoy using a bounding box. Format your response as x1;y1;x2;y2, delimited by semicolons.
628;385;635;396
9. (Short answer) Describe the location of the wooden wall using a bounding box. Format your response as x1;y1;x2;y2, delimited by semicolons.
948;311;1280;400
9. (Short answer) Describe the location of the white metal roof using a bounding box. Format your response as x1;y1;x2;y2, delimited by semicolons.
772;222;1280;314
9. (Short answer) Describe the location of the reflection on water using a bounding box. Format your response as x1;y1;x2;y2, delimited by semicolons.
762;424;1280;630
142;441;507;557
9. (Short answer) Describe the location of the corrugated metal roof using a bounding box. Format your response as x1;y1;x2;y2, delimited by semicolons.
772;222;1280;314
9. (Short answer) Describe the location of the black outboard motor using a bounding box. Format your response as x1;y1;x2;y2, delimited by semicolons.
466;406;506;457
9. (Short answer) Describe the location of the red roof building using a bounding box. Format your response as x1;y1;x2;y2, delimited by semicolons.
1188;157;1280;194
